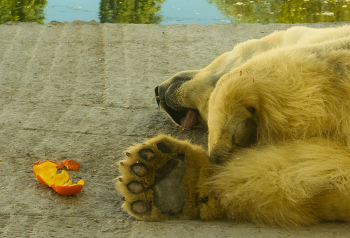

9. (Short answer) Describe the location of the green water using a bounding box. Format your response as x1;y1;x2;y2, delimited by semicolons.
212;0;350;24
0;0;349;24
0;0;47;24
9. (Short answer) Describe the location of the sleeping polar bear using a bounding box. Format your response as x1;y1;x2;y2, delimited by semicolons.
117;25;350;228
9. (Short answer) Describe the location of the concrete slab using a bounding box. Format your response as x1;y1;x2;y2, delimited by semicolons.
0;20;350;237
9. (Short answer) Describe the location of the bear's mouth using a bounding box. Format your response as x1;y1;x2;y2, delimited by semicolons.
155;86;198;130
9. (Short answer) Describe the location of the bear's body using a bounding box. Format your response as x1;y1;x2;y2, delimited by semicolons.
117;26;350;227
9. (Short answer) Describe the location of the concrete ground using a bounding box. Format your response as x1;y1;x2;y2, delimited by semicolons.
0;20;350;237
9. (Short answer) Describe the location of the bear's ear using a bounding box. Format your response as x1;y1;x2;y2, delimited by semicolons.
231;118;257;148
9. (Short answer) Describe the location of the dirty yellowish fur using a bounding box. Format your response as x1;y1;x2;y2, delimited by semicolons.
202;138;350;228
118;25;350;228
208;27;350;160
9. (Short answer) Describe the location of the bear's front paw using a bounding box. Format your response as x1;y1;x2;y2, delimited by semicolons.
116;135;209;221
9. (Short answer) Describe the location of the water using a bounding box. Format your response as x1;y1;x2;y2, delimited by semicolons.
44;0;230;24
1;0;350;25
45;0;100;24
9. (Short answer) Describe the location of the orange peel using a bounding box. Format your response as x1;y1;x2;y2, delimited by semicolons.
33;160;84;196
33;159;79;170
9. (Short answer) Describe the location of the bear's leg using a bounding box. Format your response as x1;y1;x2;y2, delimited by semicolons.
116;135;223;221
117;136;350;227
204;138;350;227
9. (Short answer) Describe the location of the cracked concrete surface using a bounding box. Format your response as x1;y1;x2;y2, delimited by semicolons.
0;20;350;237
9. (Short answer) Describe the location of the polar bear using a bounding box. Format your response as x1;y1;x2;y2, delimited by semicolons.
117;25;350;227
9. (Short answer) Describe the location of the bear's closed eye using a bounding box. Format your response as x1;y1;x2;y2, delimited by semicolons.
246;107;256;114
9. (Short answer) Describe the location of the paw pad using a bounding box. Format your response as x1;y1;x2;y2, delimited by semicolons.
127;181;145;194
131;163;148;177
156;142;171;153
138;149;155;161
131;200;151;214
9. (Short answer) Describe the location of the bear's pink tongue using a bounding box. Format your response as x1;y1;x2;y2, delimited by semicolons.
180;109;198;130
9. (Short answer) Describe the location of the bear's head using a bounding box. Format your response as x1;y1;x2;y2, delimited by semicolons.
155;70;218;130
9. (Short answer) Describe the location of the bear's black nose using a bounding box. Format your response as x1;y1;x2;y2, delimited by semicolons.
155;86;160;106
